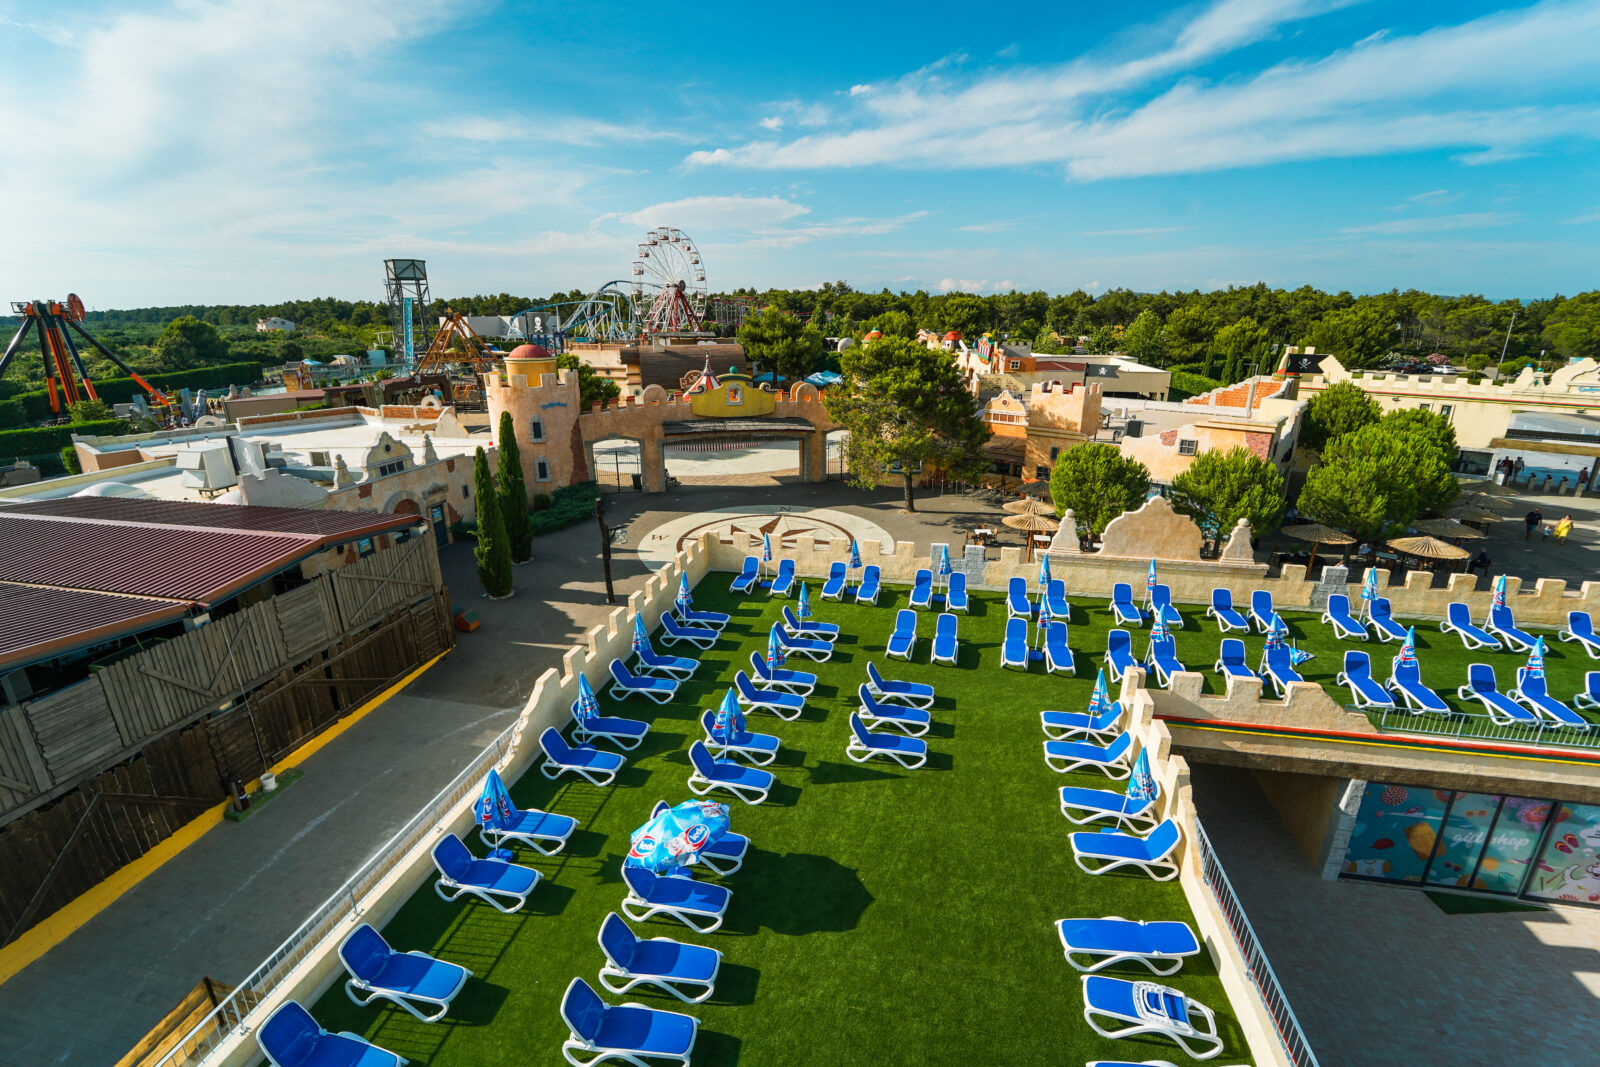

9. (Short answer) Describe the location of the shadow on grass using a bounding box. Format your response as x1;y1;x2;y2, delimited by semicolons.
924;750;955;771
706;962;760;1006
529;879;578;916
445;980;512;1025
555;827;609;859
722;852;874;936
694;1030;744;1065
807;760;900;785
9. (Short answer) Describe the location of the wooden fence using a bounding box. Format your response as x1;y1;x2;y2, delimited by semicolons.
0;537;453;949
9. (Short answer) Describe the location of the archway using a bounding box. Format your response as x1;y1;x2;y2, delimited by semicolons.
589;435;646;492
662;432;805;491
824;429;850;480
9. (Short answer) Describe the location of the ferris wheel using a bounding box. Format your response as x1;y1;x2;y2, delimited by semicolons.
630;227;706;334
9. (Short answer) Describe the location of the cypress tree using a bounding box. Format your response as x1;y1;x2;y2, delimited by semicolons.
497;411;532;563
472;446;513;597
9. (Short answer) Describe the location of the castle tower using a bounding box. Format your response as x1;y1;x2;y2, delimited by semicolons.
484;344;584;501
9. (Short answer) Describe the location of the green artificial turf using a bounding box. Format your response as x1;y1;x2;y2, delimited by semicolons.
1423;890;1546;915
309;584;1259;1066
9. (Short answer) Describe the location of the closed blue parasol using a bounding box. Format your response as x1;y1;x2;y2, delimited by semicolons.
1360;566;1379;612
1525;634;1546;679
711;689;746;745
767;623;787;669
1126;749;1159;804
1088;668;1114;718
575;672;601;725
848;538;863;597
632;614;649;657
797;581;813;620
675;573;692;616
477;769;516;836
1396;626;1418;669
1038;552;1051;593
625;799;731;874
761;532;773;565
1145;558;1157;604
1264;612;1289;651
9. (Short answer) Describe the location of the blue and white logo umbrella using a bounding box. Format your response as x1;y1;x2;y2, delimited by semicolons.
1397;626;1418;669
631;614;649;657
767;623;787;669
1126;749;1159;804
1088;668;1114;718
797;581;813;620
625;799;731;874
1264;613;1289;651
761;532;773;565
1289;640;1315;666
1149;608;1170;657
711;689;746;745
1360;567;1378;617
849;538;862;571
575;672;601;725
1492;573;1508;611
477;768;516;834
1146;558;1157;603
1525;635;1546;680
1037;552;1051;594
938;544;953;594
1035;588;1054;647
675;573;692;616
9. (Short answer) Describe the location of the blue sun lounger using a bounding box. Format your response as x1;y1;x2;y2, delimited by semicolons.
1511;670;1589;729
910;568;934;609
1045;578;1070;621
729;555;759;594
1368;597;1409;642
1150;584;1183;629
432;833;541;913
257;1001;406;1067
1259;644;1304;697
1487;604;1536;652
608;659;678;704
339;924;471;1023
856;564;881;605
1056;918;1199;975
1108;583;1144;626
1560;611;1600;658
478;797;576;855
1249;589;1274;633
1387;658;1449;716
1213;638;1253;682
540;728;623;786
946;571;969;612
857;683;931;736
1058;784;1159;832
1145;635;1185;688
820;561;848;601
1577;671;1600;710
597;912;722;1005
1040;701;1122;741
1104;629;1137;681
675;604;730;631
1069;819;1183;880
560;976;697;1067
1007;576;1032;619
932;611;959;665
634;642;697;680
1335;651;1395;710
1044;730;1134;777
734;670;804;720
1206;588;1249;632
847;711;928;768
687;740;773;804
1321;594;1368;641
572;700;649;750
748;651;816;695
769;558;796;597
776;623;833;661
1080;974;1223;1059
1044;620;1075;675
1442;602;1500;650
650;800;748;876
699;709;780;765
1457;664;1539;726
782;605;839;640
658;613;718;650
886;609;917;660
1001;617;1029;669
865;661;935;708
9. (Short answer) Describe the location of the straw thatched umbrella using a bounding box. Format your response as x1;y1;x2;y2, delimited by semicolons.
1279;522;1355;568
1457;478;1522;498
1412;518;1486;541
1386;535;1470;561
1458;491;1518;512
1003;497;1056;516
1002;510;1060;561
1443;503;1500;524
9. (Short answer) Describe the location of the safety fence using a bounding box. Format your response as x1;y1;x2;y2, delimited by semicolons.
1370;704;1600;752
1194;817;1320;1067
149;722;518;1067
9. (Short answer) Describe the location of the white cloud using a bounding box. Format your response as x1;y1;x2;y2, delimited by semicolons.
759;116;784;131
1566;209;1600;224
938;278;990;293
958;220;1017;233
620;195;810;232
1082;226;1190;236
849;84;873;96
421;115;686;146
687;0;1600;180
1408;189;1454;204
1339;212;1517;235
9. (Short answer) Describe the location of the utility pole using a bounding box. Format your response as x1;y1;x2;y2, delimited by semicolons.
595;497;616;605
1498;312;1517;364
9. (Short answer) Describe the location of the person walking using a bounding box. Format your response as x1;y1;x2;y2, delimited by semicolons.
1525;506;1543;540
1554;515;1574;544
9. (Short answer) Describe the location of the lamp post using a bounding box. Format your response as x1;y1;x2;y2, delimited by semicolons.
595;497;617;606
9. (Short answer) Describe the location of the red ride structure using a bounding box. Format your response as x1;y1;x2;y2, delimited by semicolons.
1;294;170;415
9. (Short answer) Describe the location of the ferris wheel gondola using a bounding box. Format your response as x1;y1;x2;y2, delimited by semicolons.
630;227;706;334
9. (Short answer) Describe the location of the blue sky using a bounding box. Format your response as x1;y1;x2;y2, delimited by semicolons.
1;0;1597;308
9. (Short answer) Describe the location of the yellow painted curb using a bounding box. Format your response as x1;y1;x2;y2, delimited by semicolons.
0;649;449;989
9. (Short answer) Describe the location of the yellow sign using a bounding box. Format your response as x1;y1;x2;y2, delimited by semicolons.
690;374;775;417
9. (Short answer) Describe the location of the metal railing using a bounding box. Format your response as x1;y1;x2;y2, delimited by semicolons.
1369;705;1600;752
1193;818;1320;1067
151;722;520;1067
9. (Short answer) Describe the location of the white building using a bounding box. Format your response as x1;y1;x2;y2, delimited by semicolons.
256;317;296;332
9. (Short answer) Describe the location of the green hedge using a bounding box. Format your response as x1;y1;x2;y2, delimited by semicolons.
0;361;263;429
0;419;126;460
529;481;600;535
1167;370;1223;400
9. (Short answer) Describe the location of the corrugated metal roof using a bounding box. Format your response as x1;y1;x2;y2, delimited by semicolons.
0;583;189;672
0;497;412;539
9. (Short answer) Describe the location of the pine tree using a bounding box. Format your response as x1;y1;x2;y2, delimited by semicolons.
497;411;532;563
472;446;513;597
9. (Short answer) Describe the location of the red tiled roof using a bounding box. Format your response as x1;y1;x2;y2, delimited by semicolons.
0;583;189;672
